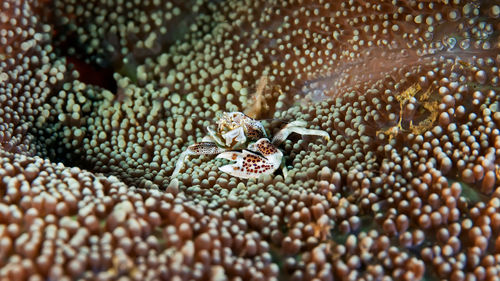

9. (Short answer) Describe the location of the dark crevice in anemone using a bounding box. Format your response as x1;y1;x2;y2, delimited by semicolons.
66;57;118;94
31;128;83;169
50;28;119;93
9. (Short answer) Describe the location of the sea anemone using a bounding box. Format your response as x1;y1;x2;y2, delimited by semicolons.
1;0;499;280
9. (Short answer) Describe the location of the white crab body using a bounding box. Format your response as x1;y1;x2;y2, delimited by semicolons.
212;112;267;149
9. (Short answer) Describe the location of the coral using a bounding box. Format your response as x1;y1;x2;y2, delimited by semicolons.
1;0;500;280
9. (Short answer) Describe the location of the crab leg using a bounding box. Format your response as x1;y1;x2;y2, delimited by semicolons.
281;156;288;179
171;142;227;177
271;121;330;146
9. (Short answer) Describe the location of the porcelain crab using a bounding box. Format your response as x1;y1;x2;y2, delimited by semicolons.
171;112;329;179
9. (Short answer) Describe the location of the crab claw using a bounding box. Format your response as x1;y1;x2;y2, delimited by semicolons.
271;122;330;146
171;142;226;177
217;139;283;179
